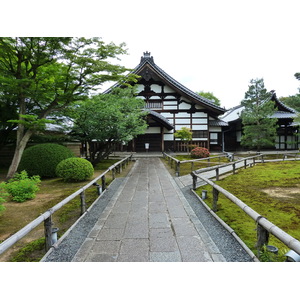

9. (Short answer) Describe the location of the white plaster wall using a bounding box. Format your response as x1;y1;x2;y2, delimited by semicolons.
192;119;207;124
193;112;207;118
163;101;177;106
136;84;144;93
146;127;161;134
176;112;190;118
179;102;191;109
164;134;174;141
192;125;208;130
175;125;189;130
165;106;177;110
176;119;190;124
151;84;161;93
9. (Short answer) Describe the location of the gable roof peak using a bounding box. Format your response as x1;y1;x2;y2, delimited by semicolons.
141;51;154;63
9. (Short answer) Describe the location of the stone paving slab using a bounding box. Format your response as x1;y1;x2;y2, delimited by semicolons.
72;158;226;262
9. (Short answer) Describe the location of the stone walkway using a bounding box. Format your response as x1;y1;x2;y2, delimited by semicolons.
72;158;226;262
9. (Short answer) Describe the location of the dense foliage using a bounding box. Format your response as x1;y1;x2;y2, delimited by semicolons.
19;143;74;177
190;147;210;158
1;170;41;202
0;37;135;179
70;87;147;164
56;157;94;182
240;78;278;151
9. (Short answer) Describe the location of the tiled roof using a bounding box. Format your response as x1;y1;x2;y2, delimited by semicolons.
144;109;174;130
209;120;228;127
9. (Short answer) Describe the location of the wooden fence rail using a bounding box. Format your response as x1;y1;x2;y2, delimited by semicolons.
162;152;230;176
191;154;300;258
0;155;132;256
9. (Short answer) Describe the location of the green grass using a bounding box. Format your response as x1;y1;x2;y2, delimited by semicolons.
0;157;132;261
196;161;300;258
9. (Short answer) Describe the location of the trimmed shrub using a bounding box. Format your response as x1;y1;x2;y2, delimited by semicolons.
3;170;41;202
19;143;74;177
56;157;94;182
190;147;210;158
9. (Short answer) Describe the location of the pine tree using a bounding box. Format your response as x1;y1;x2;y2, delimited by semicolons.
240;78;278;151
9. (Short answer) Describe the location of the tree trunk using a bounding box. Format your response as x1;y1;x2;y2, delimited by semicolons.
6;130;33;180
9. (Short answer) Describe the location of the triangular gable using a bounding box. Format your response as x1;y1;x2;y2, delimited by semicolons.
133;52;226;115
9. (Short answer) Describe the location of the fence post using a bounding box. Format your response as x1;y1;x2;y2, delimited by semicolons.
212;187;219;212
192;173;197;190
176;161;180;177
44;215;53;251
102;175;106;192
80;191;86;215
216;167;219;181
233;163;236;174
256;222;269;257
112;168;116;180
191;162;194;172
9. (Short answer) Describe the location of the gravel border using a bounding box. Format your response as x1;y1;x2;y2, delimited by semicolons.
181;185;255;262
41;178;124;262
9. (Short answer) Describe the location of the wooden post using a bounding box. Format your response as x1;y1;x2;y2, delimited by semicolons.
102;175;106;192
192;173;197;190
176;162;180;177
80;191;86;215
191;162;194;172
212;187;219;212
112;168;116;180
256;222;269;258
233;163;236;174
244;159;247;169
216;167;219;181
44;215;53;251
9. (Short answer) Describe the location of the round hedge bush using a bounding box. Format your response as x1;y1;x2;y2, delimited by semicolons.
190;147;210;158
19;143;74;177
56;157;94;182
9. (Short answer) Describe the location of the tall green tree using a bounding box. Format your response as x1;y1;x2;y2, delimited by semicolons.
197;91;221;106
0;37;135;179
240;78;278;151
70;87;147;165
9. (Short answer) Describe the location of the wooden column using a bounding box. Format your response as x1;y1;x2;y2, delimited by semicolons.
212;187;219;212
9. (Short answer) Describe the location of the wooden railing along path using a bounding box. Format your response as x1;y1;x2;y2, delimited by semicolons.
188;151;300;258
0;155;132;257
162;152;230;176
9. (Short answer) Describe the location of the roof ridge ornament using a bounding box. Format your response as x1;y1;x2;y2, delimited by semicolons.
141;51;154;63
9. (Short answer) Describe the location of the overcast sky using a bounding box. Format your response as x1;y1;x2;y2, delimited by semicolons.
3;0;300;109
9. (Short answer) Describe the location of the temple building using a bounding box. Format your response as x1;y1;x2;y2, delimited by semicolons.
220;92;299;151
106;52;227;152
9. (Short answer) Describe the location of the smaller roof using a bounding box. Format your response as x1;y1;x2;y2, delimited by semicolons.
144;109;174;130
209;120;228;127
220;93;297;123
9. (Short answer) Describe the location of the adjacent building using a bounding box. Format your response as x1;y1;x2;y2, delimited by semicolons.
220;92;299;151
